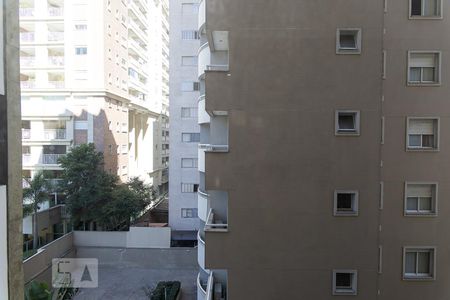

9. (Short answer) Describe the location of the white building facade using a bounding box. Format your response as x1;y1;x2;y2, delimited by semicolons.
169;0;201;241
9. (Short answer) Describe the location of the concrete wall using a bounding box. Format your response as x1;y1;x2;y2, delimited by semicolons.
23;232;75;286
73;227;171;249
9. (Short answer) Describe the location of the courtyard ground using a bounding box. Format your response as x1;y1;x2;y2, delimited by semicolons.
73;247;198;300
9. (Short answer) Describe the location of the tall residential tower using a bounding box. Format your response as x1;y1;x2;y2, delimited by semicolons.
197;0;450;299
169;0;201;242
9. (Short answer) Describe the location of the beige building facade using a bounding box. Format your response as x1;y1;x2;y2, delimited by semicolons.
197;0;450;299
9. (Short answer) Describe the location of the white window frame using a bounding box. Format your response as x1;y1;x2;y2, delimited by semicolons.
75;46;87;55
181;56;198;66
336;28;362;55
332;270;358;296
404;182;438;216
181;183;199;193
334;190;359;216
181;208;199;218
181;30;200;40
181;158;199;168
403;247;436;280
407;51;441;86
182;133;200;143
181;107;198;119
409;0;443;19
406;117;439;151
335;110;361;136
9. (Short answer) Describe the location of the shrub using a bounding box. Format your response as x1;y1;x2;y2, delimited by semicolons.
150;281;181;300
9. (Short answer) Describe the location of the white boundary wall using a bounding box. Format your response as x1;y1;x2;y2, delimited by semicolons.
73;227;171;249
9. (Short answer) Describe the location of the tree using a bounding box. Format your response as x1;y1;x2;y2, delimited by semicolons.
58;144;117;230
23;171;52;250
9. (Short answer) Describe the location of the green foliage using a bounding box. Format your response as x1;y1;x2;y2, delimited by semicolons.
24;281;77;300
150;281;181;300
58;144;154;231
24;281;51;300
23;170;52;217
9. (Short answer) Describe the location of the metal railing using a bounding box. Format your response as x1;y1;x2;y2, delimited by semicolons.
48;7;64;17
206;65;229;72
44;129;66;140
21;81;36;89
48;31;64;42
22;129;31;139
20;32;35;42
42;154;65;165
48;81;65;89
205;209;228;232
197;273;207;299
205;271;214;300
19;7;35;17
20;56;35;67
48;56;64;66
198;144;229;153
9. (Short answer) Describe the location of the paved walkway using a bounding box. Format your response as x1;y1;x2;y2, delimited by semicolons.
73;247;198;300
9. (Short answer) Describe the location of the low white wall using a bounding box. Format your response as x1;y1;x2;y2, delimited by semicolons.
73;227;171;249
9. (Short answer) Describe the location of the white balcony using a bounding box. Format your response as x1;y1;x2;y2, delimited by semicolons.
19;8;35;17
198;0;206;33
44;129;66;140
48;31;64;42
205;209;228;232
42;154;64;165
20;32;35;43
128;19;148;44
22;129;67;141
198;189;210;222
197;231;206;270
129;39;148;59
20;57;35;67
198;43;229;79
48;56;64;66
198;95;211;124
128;0;148;28
22;154;32;166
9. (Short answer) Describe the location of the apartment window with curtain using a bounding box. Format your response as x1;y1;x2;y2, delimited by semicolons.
408;52;441;85
405;183;438;216
181;107;198;119
181;183;199;193
181;81;200;92
182;133;200;143
403;247;436;280
410;0;442;18
182;30;200;40
181;208;198;218
181;3;199;15
407;118;439;150
181;158;198;168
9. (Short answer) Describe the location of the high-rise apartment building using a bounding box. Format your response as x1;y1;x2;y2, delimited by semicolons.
1;0;24;298
197;0;450;299
18;0;169;204
169;0;201;242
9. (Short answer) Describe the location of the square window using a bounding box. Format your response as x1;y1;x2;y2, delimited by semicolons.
403;247;435;280
410;0;442;18
334;191;359;216
336;29;361;54
333;270;357;295
405;183;438;216
335;111;360;136
407;118;439;150
408;52;441;85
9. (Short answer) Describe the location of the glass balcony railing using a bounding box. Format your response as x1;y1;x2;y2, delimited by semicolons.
20;81;36;89
48;7;64;17
20;32;35;42
48;56;64;66
48;31;64;42
42;154;65;165
20;57;35;67
44;129;66;140
19;7;35;17
48;81;65;89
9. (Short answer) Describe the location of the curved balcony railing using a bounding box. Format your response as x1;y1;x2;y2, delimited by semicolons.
198;95;210;124
198;0;206;33
198;189;210;222
197;230;206;270
197;272;207;300
198;42;210;79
